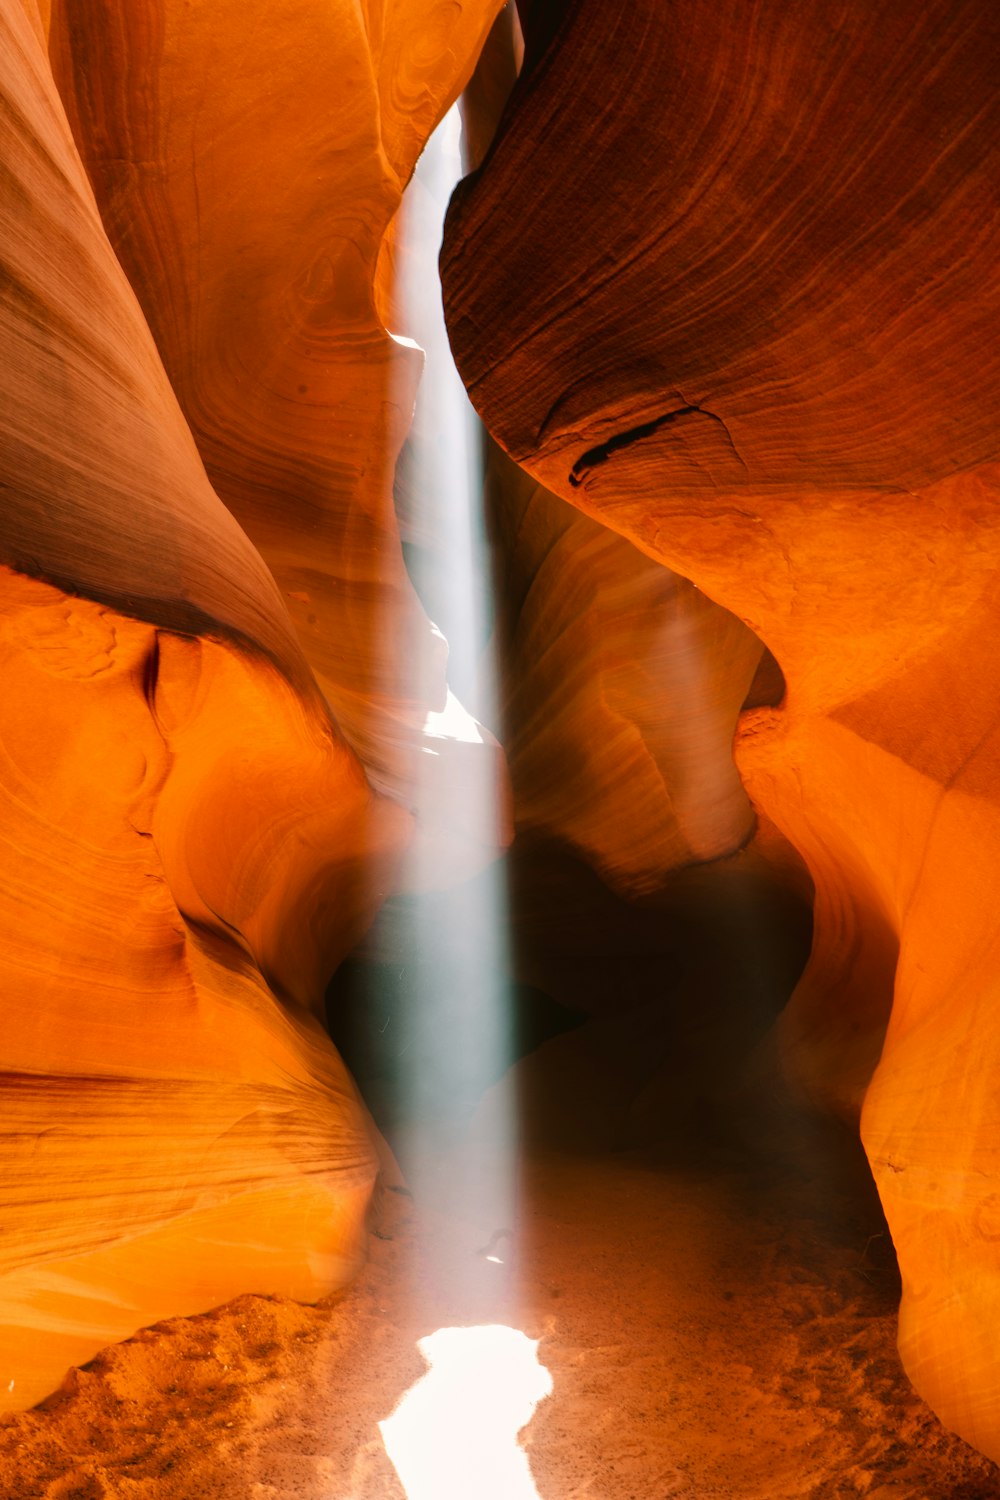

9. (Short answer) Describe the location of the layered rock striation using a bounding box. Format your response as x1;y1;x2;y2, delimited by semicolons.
0;0;499;1410
442;6;774;896
48;0;508;881
484;440;766;893
442;0;1000;1463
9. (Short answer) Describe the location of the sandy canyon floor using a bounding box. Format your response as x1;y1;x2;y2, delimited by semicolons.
1;1032;998;1500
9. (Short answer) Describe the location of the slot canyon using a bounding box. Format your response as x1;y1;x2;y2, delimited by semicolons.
1;0;999;1494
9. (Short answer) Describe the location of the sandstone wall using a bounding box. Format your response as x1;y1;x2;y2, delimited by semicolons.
0;0;497;1409
442;0;1000;1461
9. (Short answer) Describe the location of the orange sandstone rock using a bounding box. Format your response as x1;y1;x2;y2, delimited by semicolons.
0;567;404;1410
0;574;404;1413
0;0;407;1409
486;442;765;893
444;2;1000;500
442;0;1000;1464
48;0;509;881
448;8;770;895
1;0;306;682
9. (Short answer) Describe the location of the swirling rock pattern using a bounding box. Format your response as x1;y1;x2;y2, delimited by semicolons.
444;1;1000;501
442;0;1000;1464
1;0;306;681
486;441;764;892
0;569;400;1412
446;7;770;895
0;0;419;1410
48;0;508;880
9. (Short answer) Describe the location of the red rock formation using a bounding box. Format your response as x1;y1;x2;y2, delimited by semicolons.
48;0;509;882
9;0;1000;1462
417;9;772;897
486;441;765;893
0;0;420;1410
445;2;1000;499
0;589;393;1414
442;0;1000;1464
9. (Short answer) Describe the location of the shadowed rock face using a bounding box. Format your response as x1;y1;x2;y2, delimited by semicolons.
444;1;1000;500
1;0;307;684
442;0;1000;1465
410;9;776;896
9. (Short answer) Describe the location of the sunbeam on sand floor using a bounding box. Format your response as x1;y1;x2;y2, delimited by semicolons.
379;1324;552;1500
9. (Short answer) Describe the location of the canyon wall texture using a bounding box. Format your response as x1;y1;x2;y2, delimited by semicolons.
484;438;767;893
439;8;780;898
5;0;1000;1469
48;0;509;883
0;0;499;1411
442;0;1000;1462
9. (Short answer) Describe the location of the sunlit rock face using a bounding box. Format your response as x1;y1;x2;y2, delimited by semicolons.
485;441;765;893
48;0;508;882
0;583;389;1414
442;0;1000;1465
0;0;414;1410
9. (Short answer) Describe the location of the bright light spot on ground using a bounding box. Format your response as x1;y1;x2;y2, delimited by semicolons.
379;1326;552;1500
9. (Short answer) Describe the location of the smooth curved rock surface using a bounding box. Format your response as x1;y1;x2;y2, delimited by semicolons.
0;571;401;1415
48;0;509;883
0;0;410;1410
485;441;764;892
1;0;306;684
442;0;1000;1463
421;7;770;896
444;1;1000;500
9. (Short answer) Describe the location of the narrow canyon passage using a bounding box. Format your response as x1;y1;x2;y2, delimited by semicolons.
4;1;1000;1495
2;872;996;1498
327;846;1000;1500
